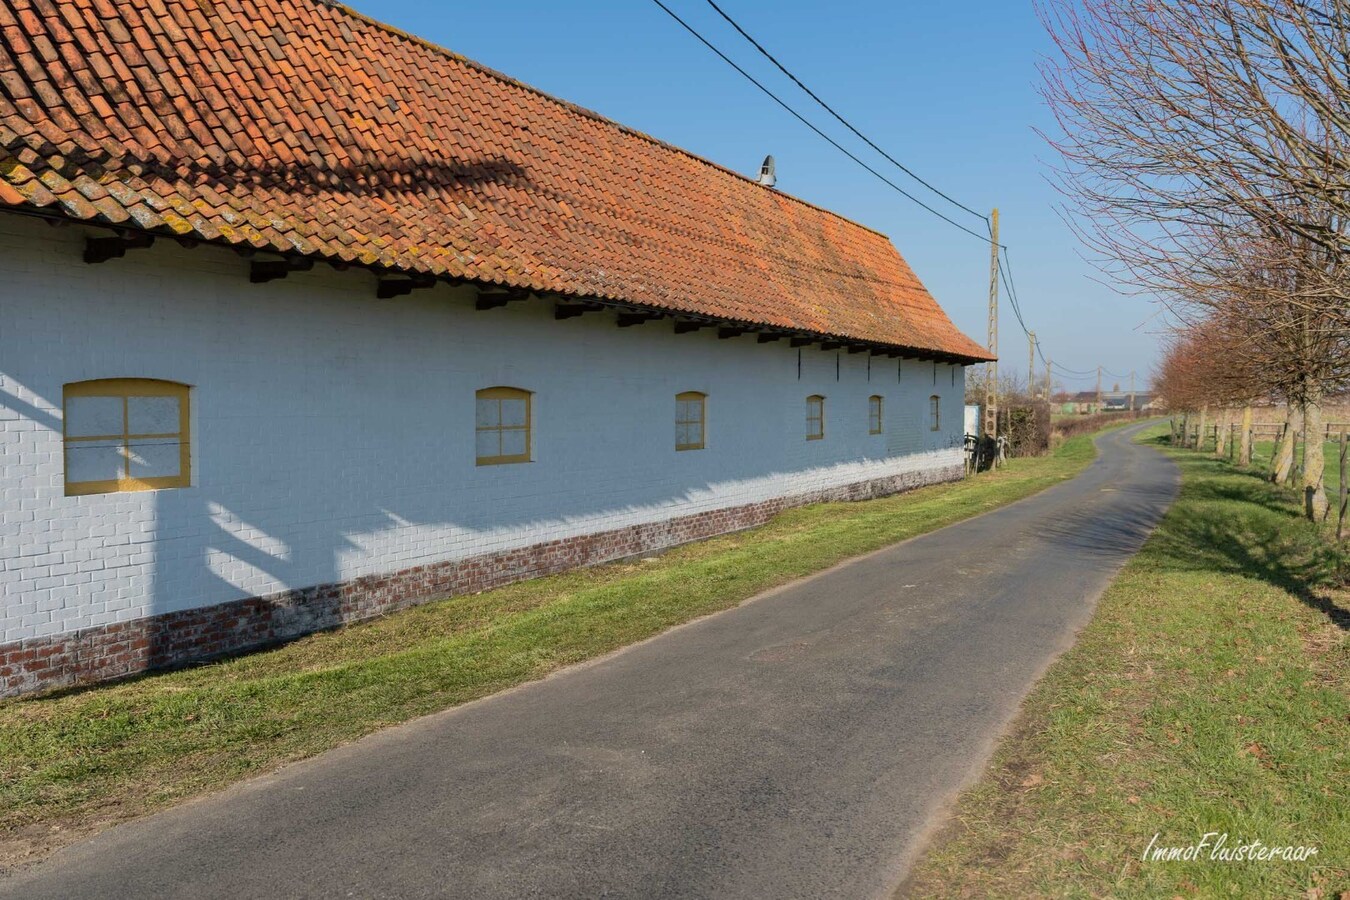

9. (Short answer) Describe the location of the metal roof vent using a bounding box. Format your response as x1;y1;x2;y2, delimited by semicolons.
755;155;776;187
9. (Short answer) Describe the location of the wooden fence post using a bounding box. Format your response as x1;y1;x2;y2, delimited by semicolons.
1238;405;1253;467
1337;430;1347;538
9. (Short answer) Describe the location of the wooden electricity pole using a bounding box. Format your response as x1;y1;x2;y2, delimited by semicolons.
984;208;999;438
1045;357;1052;402
1096;365;1103;412
1028;330;1036;397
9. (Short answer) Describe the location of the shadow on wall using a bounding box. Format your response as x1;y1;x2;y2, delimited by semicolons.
1;376;965;684
142;451;961;672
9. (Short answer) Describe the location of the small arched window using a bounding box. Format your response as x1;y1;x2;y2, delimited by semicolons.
930;394;942;432
868;395;884;435
63;378;191;495
676;391;706;451
476;386;532;465
806;395;825;440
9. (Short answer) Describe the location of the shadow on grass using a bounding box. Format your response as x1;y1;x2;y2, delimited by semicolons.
1151;449;1349;630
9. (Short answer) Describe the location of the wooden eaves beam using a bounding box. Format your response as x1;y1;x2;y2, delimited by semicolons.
376;274;436;299
554;301;604;320
618;311;663;327
83;232;155;264
249;257;314;283
475;289;530;311
68;219;974;365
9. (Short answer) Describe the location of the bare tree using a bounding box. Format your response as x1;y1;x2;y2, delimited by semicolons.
1040;0;1350;520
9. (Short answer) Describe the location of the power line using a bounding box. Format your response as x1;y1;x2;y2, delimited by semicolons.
646;0;996;245
998;252;1031;337
999;248;1033;340
984;235;1045;366
1054;363;1098;376
999;232;1117;391
699;0;988;224
650;0;1084;383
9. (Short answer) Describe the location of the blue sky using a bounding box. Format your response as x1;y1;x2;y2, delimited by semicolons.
346;0;1159;392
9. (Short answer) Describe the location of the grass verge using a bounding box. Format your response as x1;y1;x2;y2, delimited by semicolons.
0;432;1108;869
1245;438;1345;494
901;428;1348;898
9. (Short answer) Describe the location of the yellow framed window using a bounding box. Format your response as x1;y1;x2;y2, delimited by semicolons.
868;395;883;434
930;394;941;431
476;386;532;465
63;378;191;496
676;391;706;451
806;394;825;440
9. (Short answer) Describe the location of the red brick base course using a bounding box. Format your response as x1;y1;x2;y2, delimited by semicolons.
0;464;962;698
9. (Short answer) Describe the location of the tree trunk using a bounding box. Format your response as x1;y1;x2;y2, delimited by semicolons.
1301;390;1329;521
1195;405;1208;451
1214;411;1228;458
1273;414;1296;485
1237;405;1253;467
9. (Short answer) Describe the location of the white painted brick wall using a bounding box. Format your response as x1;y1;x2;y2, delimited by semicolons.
0;214;968;642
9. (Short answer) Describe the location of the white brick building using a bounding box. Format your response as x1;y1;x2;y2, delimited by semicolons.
0;0;991;695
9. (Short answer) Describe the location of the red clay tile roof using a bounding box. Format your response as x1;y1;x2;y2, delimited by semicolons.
0;0;992;361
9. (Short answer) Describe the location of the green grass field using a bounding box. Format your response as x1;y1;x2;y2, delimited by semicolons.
0;430;1111;870
902;429;1348;898
1201;433;1346;494
1251;438;1346;494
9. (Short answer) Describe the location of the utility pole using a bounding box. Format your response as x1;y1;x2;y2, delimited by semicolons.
1027;330;1036;398
1045;357;1053;404
1096;365;1103;412
984;208;999;439
1129;371;1135;411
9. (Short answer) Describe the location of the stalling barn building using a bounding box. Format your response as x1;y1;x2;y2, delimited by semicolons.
0;0;992;696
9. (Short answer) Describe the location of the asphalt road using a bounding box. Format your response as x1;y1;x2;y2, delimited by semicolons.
1;423;1178;900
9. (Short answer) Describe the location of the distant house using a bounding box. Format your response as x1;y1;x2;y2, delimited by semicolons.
1060;391;1153;415
0;0;992;696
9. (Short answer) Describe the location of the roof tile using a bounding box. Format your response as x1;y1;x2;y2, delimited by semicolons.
0;0;990;360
